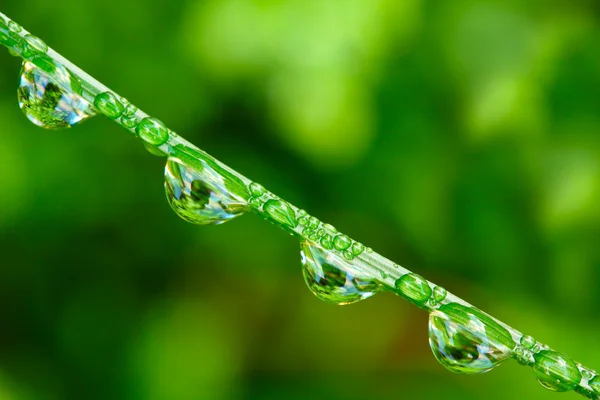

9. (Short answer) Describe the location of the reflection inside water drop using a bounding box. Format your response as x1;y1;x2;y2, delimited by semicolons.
300;242;380;305
164;157;248;225
428;303;514;374
18;61;96;129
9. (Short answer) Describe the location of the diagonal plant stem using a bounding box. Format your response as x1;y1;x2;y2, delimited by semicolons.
1;11;598;399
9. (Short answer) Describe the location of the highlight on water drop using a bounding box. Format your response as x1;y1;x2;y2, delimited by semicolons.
300;242;381;305
164;157;248;225
428;303;515;375
18;61;96;129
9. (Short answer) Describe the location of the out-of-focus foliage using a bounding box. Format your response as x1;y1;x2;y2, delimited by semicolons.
0;1;599;399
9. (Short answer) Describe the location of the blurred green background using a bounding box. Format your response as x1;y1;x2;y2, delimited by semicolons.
1;1;599;399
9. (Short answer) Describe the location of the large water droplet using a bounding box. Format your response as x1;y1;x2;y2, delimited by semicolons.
18;61;96;129
300;242;380;305
533;350;582;392
429;303;515;374
164;157;248;225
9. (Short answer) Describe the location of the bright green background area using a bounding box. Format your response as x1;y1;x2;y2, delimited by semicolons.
0;1;599;399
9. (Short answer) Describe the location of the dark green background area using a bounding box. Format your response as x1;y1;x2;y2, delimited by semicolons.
0;1;599;399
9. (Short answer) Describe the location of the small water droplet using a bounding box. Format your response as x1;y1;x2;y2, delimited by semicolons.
263;199;298;230
300;242;380;305
351;242;365;255
164;157;248;225
249;182;266;197
429;303;515;374
333;235;352;250
520;335;536;350
581;368;593;380
124;102;137;116
533;350;582;392
136;117;169;146
342;250;354;260
248;197;263;208
22;34;48;57
395;273;432;307
297;209;307;217
320;235;333;250
297;216;308;225
433;286;447;302
308;216;320;229
18;61;96;129
94;92;124;119
366;247;373;253
8;20;22;33
121;114;138;129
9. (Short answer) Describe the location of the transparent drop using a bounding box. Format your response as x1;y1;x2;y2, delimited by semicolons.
394;273;432;307
18;61;96;129
429;303;515;374
164;157;248;225
300;242;380;305
533;350;582;392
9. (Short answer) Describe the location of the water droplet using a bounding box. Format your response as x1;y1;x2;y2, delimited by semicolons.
248;197;263;208
433;286;447;302
136;117;169;146
297;216;308;225
124;102;137;116
8;20;22;33
94;92;124;119
342;250;354;260
297;209;307;217
351;242;365;255
520;335;536;350
300;242;380;305
366;247;373;253
263;199;298;229
320;235;333;249
589;376;600;396
333;235;352;250
581;368;593;380
395;273;432;307
121;114;138;129
18;61;96;129
249;182;266;197
533;350;582;392
429;303;515;374
164;157;248;225
308;216;320;229
22;34;48;57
